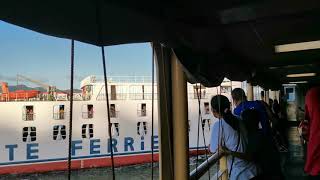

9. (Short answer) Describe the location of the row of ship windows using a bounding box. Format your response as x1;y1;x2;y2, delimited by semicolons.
22;122;148;142
22;102;212;121
22;103;148;121
22;119;212;143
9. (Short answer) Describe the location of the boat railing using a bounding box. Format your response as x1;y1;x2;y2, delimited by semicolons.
128;93;157;100
82;112;94;119
188;93;212;99
53;112;67;120
95;76;154;83
189;153;228;180
22;113;36;121
97;93;127;101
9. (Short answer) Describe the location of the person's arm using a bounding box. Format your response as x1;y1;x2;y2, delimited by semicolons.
222;146;253;161
209;121;224;155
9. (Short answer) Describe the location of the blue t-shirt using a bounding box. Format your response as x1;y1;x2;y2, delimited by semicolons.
233;101;271;136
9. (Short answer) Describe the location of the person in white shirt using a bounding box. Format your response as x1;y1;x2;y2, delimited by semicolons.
209;95;258;180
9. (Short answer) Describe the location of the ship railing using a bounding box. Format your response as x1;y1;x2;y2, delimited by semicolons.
142;93;158;100
128;93;158;100
188;93;211;99
53;112;67;120
189;153;228;180
95;76;154;83
96;93;127;101
22;113;36;121
82;112;94;119
110;111;120;118
137;110;147;117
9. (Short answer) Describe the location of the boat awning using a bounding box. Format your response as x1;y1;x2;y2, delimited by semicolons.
1;0;320;89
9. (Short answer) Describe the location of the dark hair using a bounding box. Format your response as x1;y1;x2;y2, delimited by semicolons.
231;88;247;102
211;95;240;131
210;95;230;114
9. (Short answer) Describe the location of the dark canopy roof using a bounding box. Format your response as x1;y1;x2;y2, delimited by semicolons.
1;0;320;89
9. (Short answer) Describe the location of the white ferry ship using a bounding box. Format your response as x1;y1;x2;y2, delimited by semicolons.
0;75;242;175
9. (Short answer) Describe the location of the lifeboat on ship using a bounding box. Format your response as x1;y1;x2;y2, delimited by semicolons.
0;82;40;101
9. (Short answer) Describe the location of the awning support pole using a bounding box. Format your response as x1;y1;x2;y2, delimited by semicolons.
247;82;254;101
171;52;189;180
154;44;174;180
265;90;270;104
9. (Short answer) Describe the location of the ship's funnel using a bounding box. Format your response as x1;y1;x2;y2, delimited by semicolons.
1;82;9;94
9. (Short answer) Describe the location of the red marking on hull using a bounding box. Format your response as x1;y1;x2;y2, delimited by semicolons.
0;149;208;175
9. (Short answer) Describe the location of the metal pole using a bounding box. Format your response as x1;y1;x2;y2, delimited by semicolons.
171;52;189;180
247;82;254;101
265;90;270;105
220;156;228;180
154;44;174;180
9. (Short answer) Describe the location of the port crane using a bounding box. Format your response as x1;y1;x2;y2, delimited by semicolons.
16;74;56;94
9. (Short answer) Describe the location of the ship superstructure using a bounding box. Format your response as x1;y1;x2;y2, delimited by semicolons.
0;76;243;174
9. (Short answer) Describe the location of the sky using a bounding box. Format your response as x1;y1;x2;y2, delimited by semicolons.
0;21;152;89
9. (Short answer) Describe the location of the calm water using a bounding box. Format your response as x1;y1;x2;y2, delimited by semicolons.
0;156;216;180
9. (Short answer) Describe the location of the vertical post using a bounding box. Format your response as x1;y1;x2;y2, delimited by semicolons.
270;91;275;100
171;52;189;180
154;44;174;180
220;156;228;180
265;90;270;105
247;82;254;101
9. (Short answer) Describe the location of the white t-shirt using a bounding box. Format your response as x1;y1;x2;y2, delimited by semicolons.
210;118;258;180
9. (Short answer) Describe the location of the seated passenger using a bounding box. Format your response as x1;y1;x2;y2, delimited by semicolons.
209;95;258;180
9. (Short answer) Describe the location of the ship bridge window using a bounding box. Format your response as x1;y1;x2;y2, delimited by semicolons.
96;85;127;101
22;127;36;142
110;104;119;118
53;105;65;120
82;104;94;119
82;124;94;138
192;85;206;99
204;102;210;114
23;105;35;121
110;123;120;137
137;122;147;136
137;103;147;117
53;125;66;140
220;86;231;94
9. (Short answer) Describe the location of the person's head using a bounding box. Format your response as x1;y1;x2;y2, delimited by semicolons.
273;99;279;105
210;95;231;119
231;88;247;106
269;98;274;106
241;109;260;132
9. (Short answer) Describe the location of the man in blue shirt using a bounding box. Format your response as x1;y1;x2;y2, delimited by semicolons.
231;88;271;137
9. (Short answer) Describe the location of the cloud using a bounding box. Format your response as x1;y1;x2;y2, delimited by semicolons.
0;74;17;82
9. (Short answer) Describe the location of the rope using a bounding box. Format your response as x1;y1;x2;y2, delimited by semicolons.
151;44;155;179
95;1;115;179
101;46;116;180
195;84;201;175
195;83;211;179
67;39;75;180
216;87;222;180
